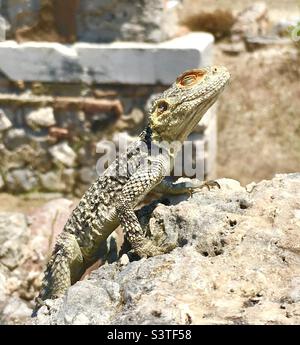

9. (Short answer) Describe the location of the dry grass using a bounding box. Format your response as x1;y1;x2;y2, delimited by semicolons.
181;0;299;17
180;0;300;36
215;46;300;185
180;9;235;39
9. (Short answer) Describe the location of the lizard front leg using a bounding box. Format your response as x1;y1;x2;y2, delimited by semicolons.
115;160;175;258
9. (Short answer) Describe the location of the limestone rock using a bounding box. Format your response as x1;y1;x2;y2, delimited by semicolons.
3;128;30;150
28;198;76;257
0;212;29;270
0;174;4;190
5;168;38;193
0;108;12;131
61;168;76;193
25;107;56;129
39;171;66;192
0;264;8;304
231;2;269;41
1;296;32;325
0;0;40;38
0;33;213;85
33;174;300;325
76;0;175;43
49;142;77;167
0;144;50;172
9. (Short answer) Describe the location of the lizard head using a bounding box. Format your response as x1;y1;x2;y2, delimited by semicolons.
149;66;230;143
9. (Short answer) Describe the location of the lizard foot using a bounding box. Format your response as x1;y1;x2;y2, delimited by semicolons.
130;238;176;259
188;180;221;196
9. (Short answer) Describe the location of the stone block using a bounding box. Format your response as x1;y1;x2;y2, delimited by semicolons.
3;128;30;150
5;168;38;193
49;142;77;167
0;108;12;131
25;107;56;129
0;33;214;84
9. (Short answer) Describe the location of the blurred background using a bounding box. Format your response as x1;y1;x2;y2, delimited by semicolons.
0;0;299;323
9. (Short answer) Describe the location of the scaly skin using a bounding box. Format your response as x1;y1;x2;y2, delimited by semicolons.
33;66;230;314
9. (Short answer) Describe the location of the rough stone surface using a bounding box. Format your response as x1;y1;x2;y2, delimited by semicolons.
5;168;38;193
0;143;50;172
0;174;4;190
1;296;32;324
0;33;214;84
0;198;79;324
0;264;9;304
0;108;12;131
28;198;76;256
3;128;30;150
0;0;40;39
49;142;77;167
25;107;56;129
39;171;66;192
231;2;269;41
33;173;300;325
0;212;29;270
76;0;177;43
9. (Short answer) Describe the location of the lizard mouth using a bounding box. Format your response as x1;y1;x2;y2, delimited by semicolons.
178;93;220;141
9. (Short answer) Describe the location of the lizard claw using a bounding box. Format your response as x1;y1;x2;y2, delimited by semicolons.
188;180;221;196
201;180;221;191
129;239;176;259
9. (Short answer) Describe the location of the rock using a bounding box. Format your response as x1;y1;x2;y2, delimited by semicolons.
39;171;66;192
77;144;96;166
0;264;8;304
245;36;291;52
231;2;269;41
0;212;29;270
5;168;38;193
28;198;76;256
49;142;77;167
0;143;51;172
76;0;176;43
25;107;56;129
0;0;40;38
3;128;30;150
54;110;86;135
0;174;4;190
33;173;300;325
61;168;76;193
39;169;75;193
78;167;97;184
0;33;213;85
219;42;246;55
0;108;12;131
48;127;69;141
1;296;32;325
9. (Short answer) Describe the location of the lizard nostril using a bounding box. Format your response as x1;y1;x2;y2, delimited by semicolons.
213;67;218;73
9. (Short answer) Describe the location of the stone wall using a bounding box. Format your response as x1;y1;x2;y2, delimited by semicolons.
0;0;179;43
0;83;166;195
0;32;216;195
0;0;216;196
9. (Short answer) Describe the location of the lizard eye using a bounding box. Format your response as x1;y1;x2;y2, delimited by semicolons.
156;100;169;114
177;70;206;87
181;74;197;86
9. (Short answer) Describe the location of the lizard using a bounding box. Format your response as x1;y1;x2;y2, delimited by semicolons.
33;66;230;314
